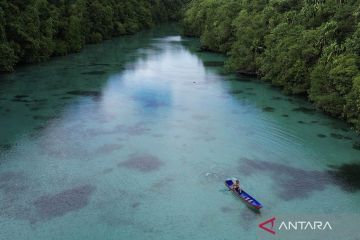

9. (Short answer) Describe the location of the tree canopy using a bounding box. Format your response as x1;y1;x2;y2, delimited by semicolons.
0;0;185;72
183;0;360;130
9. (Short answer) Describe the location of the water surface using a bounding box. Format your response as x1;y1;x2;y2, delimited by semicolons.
0;24;360;240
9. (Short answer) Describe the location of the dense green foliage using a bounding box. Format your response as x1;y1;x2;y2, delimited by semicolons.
183;0;360;130
0;0;184;72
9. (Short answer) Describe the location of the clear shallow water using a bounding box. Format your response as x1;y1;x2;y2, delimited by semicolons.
0;24;360;240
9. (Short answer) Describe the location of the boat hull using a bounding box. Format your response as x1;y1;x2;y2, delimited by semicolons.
225;179;262;209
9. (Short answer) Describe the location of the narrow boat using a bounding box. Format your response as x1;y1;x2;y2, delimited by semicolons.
225;179;263;209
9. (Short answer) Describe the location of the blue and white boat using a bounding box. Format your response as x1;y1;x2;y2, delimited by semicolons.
225;179;263;209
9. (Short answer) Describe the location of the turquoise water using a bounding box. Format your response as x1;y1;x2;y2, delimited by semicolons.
0;24;360;240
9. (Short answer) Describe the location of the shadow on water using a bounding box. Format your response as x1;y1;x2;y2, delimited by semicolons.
246;205;261;215
328;163;360;192
240;158;360;201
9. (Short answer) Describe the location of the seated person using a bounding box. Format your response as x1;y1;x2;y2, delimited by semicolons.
231;179;241;193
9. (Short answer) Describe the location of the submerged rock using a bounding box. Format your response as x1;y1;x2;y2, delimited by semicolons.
81;70;106;75
330;133;344;139
87;63;111;67
67;90;101;97
96;144;123;154
0;143;12;151
33;185;95;220
292;107;316;114
353;142;360;150
12;98;31;103
131;202;141;208
14;95;30;99
118;153;164;172
262;106;275;112
32;115;56;121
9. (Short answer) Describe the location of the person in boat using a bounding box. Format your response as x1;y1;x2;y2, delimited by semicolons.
232;179;241;193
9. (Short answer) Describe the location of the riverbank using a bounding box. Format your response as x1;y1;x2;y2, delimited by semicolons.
182;0;360;132
0;0;185;72
1;25;360;240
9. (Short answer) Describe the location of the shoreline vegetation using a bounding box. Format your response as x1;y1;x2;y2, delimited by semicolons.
182;0;360;131
0;0;185;72
1;0;360;132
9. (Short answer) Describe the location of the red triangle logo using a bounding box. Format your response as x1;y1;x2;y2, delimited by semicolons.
259;217;276;235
